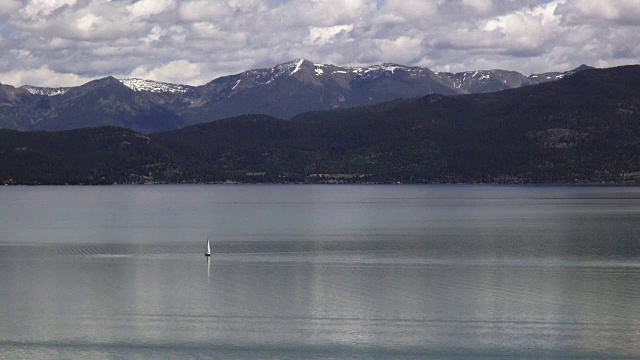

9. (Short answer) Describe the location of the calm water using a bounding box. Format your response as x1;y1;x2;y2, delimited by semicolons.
1;185;640;359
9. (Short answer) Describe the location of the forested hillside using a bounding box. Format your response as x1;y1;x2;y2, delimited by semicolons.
1;66;639;185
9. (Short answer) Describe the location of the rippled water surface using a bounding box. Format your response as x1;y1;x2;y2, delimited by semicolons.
1;185;640;359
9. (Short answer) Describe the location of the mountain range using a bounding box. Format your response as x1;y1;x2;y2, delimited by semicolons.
0;60;590;133
1;65;639;185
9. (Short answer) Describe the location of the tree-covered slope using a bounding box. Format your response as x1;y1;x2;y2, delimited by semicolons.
1;65;639;185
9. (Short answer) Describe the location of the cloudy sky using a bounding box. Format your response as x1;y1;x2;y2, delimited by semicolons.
0;0;638;87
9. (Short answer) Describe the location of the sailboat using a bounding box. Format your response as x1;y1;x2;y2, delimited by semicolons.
204;238;211;256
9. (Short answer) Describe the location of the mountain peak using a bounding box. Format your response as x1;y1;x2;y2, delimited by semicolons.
273;59;315;76
82;76;122;88
2;59;623;135
82;76;128;90
569;64;594;74
21;77;122;97
289;59;310;74
379;63;408;68
99;76;120;84
280;58;312;66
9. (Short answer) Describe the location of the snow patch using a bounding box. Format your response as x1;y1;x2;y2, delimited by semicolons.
290;59;305;75
22;86;69;96
382;65;399;73
119;78;191;93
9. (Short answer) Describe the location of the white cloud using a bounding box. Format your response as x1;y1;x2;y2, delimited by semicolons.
22;0;77;19
0;65;91;87
481;2;561;51
0;0;637;87
463;0;493;14
307;25;353;46
273;0;372;27
382;0;439;20
141;25;165;44
76;13;101;33
556;0;640;24
126;0;175;19
190;22;224;39
376;36;423;63
10;49;32;59
0;0;22;17
129;60;203;85
178;1;232;22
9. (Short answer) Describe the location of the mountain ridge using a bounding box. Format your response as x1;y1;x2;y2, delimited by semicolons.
1;60;594;133
14;60;594;98
2;65;638;185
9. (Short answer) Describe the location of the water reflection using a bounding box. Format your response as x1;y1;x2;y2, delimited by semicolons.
1;185;640;358
1;247;640;358
207;256;211;284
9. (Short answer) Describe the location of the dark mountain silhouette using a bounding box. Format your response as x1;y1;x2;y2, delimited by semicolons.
1;65;638;185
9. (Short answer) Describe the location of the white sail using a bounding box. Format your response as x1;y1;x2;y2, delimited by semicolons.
206;239;211;254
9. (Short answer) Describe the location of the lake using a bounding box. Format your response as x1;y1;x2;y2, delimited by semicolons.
1;185;639;359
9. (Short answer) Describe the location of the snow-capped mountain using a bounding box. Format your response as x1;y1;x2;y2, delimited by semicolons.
21;85;71;96
434;70;534;94
529;64;594;83
186;59;457;120
1;59;593;133
186;59;590;121
191;59;588;106
119;78;194;94
22;79;193;96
